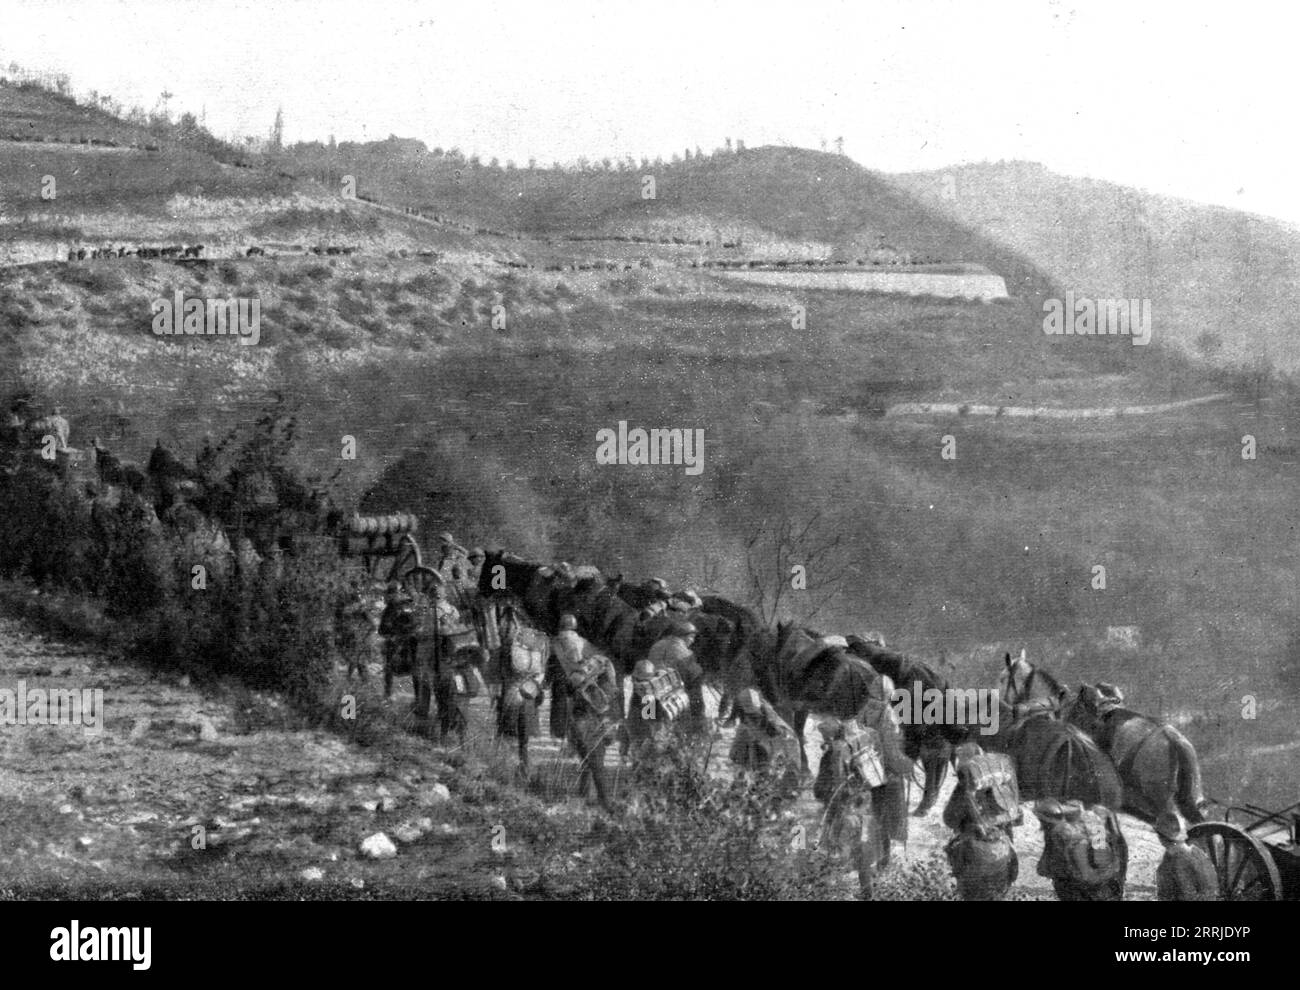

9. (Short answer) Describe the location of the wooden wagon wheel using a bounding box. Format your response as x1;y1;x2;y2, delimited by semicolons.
401;565;443;596
1187;822;1282;901
386;533;423;583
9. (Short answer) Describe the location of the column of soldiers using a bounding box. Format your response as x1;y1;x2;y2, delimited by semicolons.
380;549;1225;900
941;742;1219;901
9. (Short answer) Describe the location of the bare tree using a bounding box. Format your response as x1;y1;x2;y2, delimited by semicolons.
742;511;849;626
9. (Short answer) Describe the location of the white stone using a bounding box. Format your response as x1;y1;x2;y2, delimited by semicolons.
360;832;398;859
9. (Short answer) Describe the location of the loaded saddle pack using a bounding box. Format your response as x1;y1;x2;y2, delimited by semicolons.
557;645;619;716
841;721;887;788
507;626;549;702
641;667;691;723
957;752;1022;831
417;603;485;698
1043;804;1124;886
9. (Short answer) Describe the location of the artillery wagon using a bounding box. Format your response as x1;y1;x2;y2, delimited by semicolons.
338;511;443;592
339;512;488;716
1189;799;1300;901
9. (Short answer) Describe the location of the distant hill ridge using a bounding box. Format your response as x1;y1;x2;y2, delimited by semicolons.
890;161;1300;372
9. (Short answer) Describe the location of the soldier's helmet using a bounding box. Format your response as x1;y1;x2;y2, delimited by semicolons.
1095;681;1125;705
559;614;578;631
633;659;655;680
468;546;485;563
1033;798;1066;822
674;621;698;638
1154;811;1187;842
649;577;669;592
953;741;984;764
736;688;762;714
863;631;887;648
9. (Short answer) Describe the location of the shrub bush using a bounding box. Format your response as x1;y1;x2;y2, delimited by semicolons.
547;737;843;900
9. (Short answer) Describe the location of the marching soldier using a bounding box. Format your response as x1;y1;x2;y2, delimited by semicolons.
378;579;418;701
493;599;547;778
645;621;705;732
1154;811;1219;901
942;741;1021;900
813;717;884;900
427;579;483;744
465;546;486;588
856;674;913;866
403;574;455;716
626;657;691;762
1034;798;1129;901
626;659;667;760
549;614;620;812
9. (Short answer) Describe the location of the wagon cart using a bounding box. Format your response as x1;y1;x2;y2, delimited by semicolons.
338;512;426;584
1188;799;1300;901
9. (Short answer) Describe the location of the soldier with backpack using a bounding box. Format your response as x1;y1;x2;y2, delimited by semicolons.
549;614;621;812
417;579;483;742
943;742;1022;900
493;599;549;777
814;717;888;899
646;621;706;732
1034;798;1129;901
855;673;913;866
626;657;692;762
379;580;419;701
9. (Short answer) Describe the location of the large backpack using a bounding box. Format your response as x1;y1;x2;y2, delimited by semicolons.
509;627;549;681
956;752;1021;829
560;650;617;715
644;668;690;722
842;723;886;788
1053;806;1124;885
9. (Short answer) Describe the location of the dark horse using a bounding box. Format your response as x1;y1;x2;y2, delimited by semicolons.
993;652;1124;809
479;551;744;692
739;621;893;772
1064;682;1207;824
845;635;969;816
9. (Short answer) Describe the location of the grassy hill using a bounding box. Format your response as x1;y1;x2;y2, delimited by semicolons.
889;161;1300;373
289;141;1059;293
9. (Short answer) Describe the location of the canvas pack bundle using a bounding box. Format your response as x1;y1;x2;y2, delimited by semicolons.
564;652;614;714
646;669;690;721
510;627;549;679
842;723;887;788
958;753;1021;828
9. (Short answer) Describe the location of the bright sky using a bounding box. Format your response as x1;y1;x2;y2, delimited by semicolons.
4;0;1297;222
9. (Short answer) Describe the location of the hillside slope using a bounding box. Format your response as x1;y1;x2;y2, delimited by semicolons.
288;142;1059;297
889;161;1300;372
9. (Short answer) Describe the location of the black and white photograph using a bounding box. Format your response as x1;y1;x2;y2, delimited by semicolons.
0;0;1294;949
